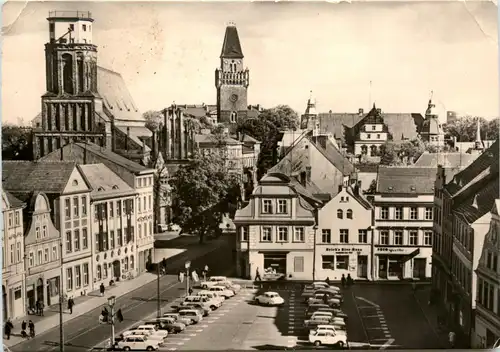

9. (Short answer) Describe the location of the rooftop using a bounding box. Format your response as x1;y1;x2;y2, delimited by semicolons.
79;164;135;200
376;166;437;194
4;191;25;209
48;11;93;20
414;152;478;168
220;24;244;59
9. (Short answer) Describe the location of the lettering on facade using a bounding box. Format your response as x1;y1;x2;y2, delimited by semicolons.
375;247;411;254
325;248;363;255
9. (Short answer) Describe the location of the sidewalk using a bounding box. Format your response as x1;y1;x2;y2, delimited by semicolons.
3;236;227;348
413;285;450;349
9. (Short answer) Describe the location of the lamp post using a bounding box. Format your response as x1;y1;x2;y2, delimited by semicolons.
312;223;318;281
59;242;64;352
156;262;161;318
185;261;191;297
108;295;116;349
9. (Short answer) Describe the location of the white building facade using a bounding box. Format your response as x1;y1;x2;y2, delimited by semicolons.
134;172;155;273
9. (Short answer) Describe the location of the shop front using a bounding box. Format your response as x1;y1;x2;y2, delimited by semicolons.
374;246;432;280
3;279;25;320
315;245;372;281
248;250;314;281
26;267;61;309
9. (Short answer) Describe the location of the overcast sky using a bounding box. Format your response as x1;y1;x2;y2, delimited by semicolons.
2;1;499;125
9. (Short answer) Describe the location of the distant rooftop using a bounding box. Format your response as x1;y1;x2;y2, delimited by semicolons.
48;11;93;20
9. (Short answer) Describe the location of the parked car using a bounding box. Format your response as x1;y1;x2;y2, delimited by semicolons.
122;330;166;343
144;318;186;334
209;285;235;299
123;325;169;339
313;307;348;320
162;312;193;326
199;276;229;289
309;324;347;336
116;335;160;351
157;224;169;233
309;329;347;348
255;292;285;306
219;280;241;294
181;295;213;310
181;302;211;316
196;290;224;308
178;309;203;324
308;293;342;307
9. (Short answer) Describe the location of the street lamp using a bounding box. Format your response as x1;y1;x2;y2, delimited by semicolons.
185;261;191;297
108;295;116;349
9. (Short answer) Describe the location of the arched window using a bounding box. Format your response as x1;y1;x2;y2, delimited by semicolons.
62;54;74;94
230;111;237;123
361;145;368;155
370;145;377;156
130;255;134;269
124;257;129;271
347;209;353;219
97;265;102;280
337;209;343;219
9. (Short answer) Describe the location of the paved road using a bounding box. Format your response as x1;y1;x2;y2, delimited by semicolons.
11;237;234;352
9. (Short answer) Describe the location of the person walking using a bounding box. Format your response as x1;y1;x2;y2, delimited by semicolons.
36;299;41;315
100;283;105;297
341;274;346;288
322;293;329;305
325;277;330;286
4;318;13;340
448;331;456;348
255;267;262;281
68;297;75;314
28;320;35;338
21;320;27;339
346;274;353;287
39;300;45;316
188;286;193;296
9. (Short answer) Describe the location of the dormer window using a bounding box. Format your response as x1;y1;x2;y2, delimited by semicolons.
372;125;376;131
72;180;79;186
262;199;273;214
97;187;104;192
112;185;119;190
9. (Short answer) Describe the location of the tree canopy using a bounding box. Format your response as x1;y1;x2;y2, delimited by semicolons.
443;116;499;142
143;110;163;132
379;138;426;166
169;151;240;243
2;124;33;160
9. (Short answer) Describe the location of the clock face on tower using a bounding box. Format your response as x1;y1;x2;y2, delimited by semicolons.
230;94;239;103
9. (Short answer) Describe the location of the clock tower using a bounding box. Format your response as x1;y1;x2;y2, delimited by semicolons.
215;23;249;131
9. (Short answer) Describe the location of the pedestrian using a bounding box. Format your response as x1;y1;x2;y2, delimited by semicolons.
347;274;353;287
100;282;105;297
448;331;456;348
28;320;35;338
68;297;74;314
255;267;262;281
341;274;346;288
36;299;40;315
188;286;193;296
325;277;330;286
4;318;13;340
179;271;185;283
21;320;27;336
39;300;45;316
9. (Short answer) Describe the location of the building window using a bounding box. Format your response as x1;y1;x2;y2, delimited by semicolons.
16;242;21;262
97;265;102;280
82;24;87;31
10;244;14;264
367;134;371;139
395;207;403;220
83;263;89;286
117;229;122;246
36;226;40;239
277;227;288;242
371;125;376;131
294;227;305;242
493;254;498;272
340;229;349;243
52;246;57;261
103;263;108;279
394;230;403;245
138;198;141;212
346;209;353;219
73;197;79;217
425;207;433;220
66;231;72;253
15;212;19;226
337;209;343;219
322;229;332;244
130;256;135;269
277;200;288;214
230;111;237;123
109;202;114;218
75;265;81;288
241;226;249;242
380;231;389;245
358;230;367;243
262;200;273;214
44;248;49;262
81;196;87;216
117;201;121;216
336;255;349;270
65;199;71;219
424;231;433;246
143;196;147;212
124;257;129;271
381;207;389;220
66;268;73;291
42;225;47;238
377;134;381;139
110;230;115;248
74;229;80;251
322;256;334;269
138;223;142;238
82;228;88;249
69;24;74;31
410;207;418;220
261;227;272;242
8;213;12;227
29;252;34;267
409;230;418;245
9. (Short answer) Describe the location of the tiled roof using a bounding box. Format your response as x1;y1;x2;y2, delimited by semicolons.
79;164;135;200
356;164;379;173
2;161;78;194
97;66;143;123
376;166;437;194
269;147;309;175
420;117;442;135
173;104;216;118
220;25;243;59
310;135;355;176
454;176;499;224
115;126;152;151
4;191;25;209
194;134;241;145
345;187;372;210
414;152;478;168
446;139;499;195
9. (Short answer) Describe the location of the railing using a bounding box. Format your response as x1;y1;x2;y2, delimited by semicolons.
48;11;92;19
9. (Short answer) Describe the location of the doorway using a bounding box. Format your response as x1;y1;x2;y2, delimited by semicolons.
378;256;388;279
36;278;44;305
113;260;121;279
263;253;287;280
357;256;368;278
2;285;7;321
388;257;404;278
413;258;427;279
27;285;35;310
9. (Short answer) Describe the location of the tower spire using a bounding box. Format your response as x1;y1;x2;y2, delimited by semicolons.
220;23;243;59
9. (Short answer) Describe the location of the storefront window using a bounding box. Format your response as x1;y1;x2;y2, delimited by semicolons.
322;255;335;269
336;255;348;270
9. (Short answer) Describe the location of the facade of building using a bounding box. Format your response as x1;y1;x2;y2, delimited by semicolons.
372;167;436;280
475;200;500;348
233;173;322;280
314;184;374;281
32;11;151;162
352;104;390;159
79;164;138;289
2;191;27;320
24;192;62;310
420;96;445;147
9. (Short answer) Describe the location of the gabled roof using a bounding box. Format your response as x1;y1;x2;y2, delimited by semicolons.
2;161;79;194
345;187;372;210
79;164;135;200
97;66;143;123
4;191;25;209
454;177;499;224
414;152;478;168
220;25;244;59
376;166;437;194
194;134;241;145
309;135;355;176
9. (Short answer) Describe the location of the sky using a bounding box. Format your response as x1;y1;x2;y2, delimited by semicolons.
2;1;499;125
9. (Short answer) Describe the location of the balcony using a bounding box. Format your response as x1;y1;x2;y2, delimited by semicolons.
48;11;92;19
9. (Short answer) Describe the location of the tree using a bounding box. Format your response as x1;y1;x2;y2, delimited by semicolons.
379;138;426;166
363;179;377;195
237;105;299;178
2;124;33;160
143;110;162;132
170;152;240;244
443;116;499;142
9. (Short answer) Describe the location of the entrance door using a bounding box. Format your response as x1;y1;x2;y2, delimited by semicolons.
27;285;35;309
357;256;368;278
413;258;427;279
388;258;403;279
2;285;7;321
36;278;44;304
113;260;121;279
378;256;388;279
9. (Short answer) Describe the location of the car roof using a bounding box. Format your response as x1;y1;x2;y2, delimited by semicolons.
179;309;198;313
210;276;227;280
264;291;279;295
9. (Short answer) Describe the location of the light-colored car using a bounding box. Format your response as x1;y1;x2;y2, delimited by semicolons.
255;292;285;306
123;325;168;339
308;294;341;307
311;312;346;326
116;335;160;351
310;324;347;336
219;280;242;294
309;329;347;348
178;309;203;323
209;285;235;299
123;330;166;343
181;302;211;316
301;284;340;300
181;295;213;309
199;276;228;289
196;290;224;308
144;318;186;334
162;312;193;326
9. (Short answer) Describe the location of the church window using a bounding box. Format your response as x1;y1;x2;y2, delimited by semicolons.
62;54;74;94
230;111;237;123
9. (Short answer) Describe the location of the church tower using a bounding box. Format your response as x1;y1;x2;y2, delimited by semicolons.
215;23;249;132
420;92;444;148
33;11;109;159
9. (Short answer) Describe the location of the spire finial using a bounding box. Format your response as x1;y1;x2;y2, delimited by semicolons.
228;21;236;27
430;90;434;100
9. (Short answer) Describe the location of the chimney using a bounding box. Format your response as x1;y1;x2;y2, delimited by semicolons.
376;108;381;114
338;185;343;193
126;127;130;152
358;108;364;116
354;180;361;195
306;166;311;182
142;138;147;155
60;144;64;161
83;142;88;164
300;171;307;187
